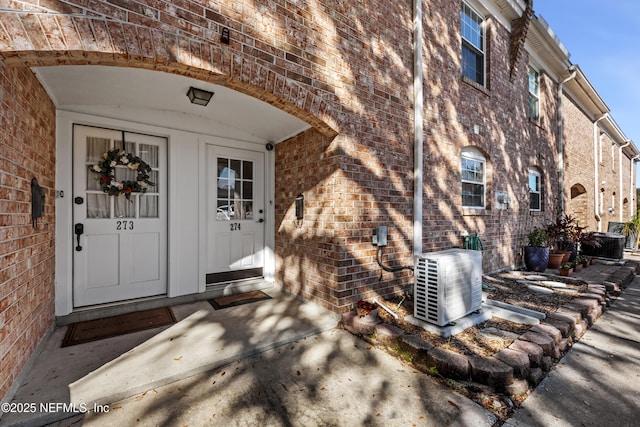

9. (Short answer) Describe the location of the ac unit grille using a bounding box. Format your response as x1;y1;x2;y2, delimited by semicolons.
414;249;482;326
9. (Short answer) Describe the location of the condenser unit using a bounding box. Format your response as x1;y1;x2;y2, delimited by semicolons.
414;249;483;326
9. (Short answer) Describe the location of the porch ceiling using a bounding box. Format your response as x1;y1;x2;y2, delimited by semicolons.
33;65;310;143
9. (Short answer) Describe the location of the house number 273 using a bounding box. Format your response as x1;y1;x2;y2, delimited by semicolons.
116;220;134;230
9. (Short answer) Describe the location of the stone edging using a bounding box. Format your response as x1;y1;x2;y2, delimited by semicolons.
341;264;637;398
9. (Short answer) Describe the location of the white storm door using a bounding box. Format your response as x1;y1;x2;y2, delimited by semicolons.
73;125;167;307
206;145;265;283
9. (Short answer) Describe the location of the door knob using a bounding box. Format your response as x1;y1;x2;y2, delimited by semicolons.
257;218;264;223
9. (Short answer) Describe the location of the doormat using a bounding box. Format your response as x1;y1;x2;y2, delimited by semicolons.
61;307;176;347
208;290;272;310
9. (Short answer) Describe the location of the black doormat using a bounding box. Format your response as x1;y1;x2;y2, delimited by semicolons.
61;307;176;347
208;290;272;310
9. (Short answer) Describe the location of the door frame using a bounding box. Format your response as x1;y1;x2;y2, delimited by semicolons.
71;125;168;307
198;136;275;293
55;111;276;316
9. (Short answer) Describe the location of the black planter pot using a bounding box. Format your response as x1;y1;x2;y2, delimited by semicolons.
524;246;549;272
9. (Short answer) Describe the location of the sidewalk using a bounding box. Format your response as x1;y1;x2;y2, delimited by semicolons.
505;265;640;426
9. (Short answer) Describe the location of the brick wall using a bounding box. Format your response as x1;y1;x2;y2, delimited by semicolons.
563;94;598;230
563;92;636;231
422;1;559;270
0;60;56;401
0;2;415;312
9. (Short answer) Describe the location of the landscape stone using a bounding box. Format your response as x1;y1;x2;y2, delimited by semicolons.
399;334;434;364
561;303;589;317
374;323;404;343
343;311;379;336
505;378;530;397
580;291;605;303
509;340;543;367
558;337;572;352
573;319;588;338
425;347;469;380
494;348;530;378
542;318;572;337
520;331;555;356
530;324;562;345
549;310;581;327
540;356;552;371
540;280;567;288
527;285;554;295
527;367;545;385
468;356;514;390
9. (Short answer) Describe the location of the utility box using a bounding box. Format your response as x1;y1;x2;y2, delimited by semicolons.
581;232;625;260
414;249;483;326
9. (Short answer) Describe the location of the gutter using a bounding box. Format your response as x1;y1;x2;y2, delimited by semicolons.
619;139;631;221
593;113;608;231
557;66;577;215
413;0;424;256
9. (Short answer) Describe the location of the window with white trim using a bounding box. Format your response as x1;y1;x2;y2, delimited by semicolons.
462;147;486;208
461;2;485;85
528;66;540;122
528;168;542;211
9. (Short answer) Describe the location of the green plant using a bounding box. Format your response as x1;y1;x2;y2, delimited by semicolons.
527;227;548;247
546;214;585;251
560;262;573;270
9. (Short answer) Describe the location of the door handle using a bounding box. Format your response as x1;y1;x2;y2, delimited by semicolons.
74;223;84;251
257;218;264;223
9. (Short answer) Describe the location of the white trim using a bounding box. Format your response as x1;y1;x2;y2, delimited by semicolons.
461;147;487;209
528;167;542;211
55;110;274;316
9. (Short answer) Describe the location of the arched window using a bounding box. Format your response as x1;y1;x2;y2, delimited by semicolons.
461;147;486;208
528;168;542;211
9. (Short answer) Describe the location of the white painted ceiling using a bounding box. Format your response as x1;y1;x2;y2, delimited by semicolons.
33;65;310;143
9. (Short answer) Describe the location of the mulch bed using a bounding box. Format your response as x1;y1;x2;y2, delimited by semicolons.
374;271;587;357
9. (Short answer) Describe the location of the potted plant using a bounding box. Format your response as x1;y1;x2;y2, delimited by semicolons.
546;214;583;263
559;262;573;276
524;227;549;272
572;260;582;272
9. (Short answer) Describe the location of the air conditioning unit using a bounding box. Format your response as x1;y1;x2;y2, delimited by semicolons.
414;249;483;326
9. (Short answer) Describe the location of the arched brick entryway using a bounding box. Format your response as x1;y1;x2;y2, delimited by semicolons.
0;13;338;138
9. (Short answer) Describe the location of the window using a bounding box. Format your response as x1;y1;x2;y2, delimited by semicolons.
462;147;486;208
528;66;540;121
461;2;485;85
529;168;542;211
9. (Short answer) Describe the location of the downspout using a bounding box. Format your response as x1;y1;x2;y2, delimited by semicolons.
619;139;631;221
413;0;424;256
557;66;577;216
631;154;640;217
593;113;608;231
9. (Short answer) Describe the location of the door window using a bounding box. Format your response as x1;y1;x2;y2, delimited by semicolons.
85;137;160;219
216;157;254;221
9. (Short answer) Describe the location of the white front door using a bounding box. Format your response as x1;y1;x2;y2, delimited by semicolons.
73;125;167;307
206;144;265;283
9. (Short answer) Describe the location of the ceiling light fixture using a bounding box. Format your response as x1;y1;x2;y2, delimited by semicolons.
187;86;214;106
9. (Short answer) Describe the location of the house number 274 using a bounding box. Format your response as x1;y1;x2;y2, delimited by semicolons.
230;223;241;231
116;220;134;230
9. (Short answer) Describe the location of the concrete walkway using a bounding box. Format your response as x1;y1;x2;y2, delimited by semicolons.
0;287;340;427
0;286;497;427
505;275;640;426
57;330;497;427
